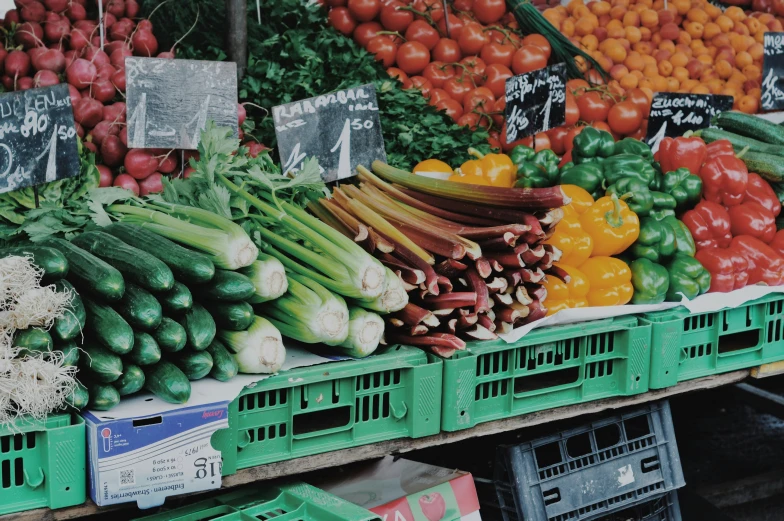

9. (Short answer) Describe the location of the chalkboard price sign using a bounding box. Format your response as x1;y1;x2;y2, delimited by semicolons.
126;57;238;150
504;63;566;144
0;83;80;195
762;32;784;111
645;92;733;151
273;84;387;183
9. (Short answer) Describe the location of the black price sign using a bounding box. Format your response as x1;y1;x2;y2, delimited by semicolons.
126;57;238;150
762;32;784;111
645;93;733;151
504;63;566;144
273;84;386;182
0;84;80;195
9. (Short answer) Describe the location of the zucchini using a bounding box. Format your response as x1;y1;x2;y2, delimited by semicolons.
12;328;52;354
0;245;68;282
41;238;125;302
154;317;187;353
206;340;238;382
171;350;213;380
104;223;215;284
71;231;175;293
66;381;89;410
83;296;134;355
159;282;193;315
713;111;784;145
113;364;145;396
144;360;191;404
203;301;254;331
87;382;121;411
79;343;123;383
696;127;781;155
736;150;784;183
197;269;255;302
55;340;80;366
127;332;162;366
114;283;163;331
180;303;216;351
52;280;86;342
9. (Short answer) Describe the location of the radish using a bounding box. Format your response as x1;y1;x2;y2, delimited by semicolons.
66;58;96;88
33;69;58;87
4;10;20;29
97;164;113;187
19;1;45;23
100;134;126;167
157;152;177;173
72;0;87;5
105;0;125;18
136;19;152;32
0;48;7;74
237;103;246;126
44;0;68;13
105;40;129;55
103;101;125;122
69;28;90;51
156;51;174;59
111;67;125;92
110;48;131;68
43;13;69;42
113;174;139;195
16;21;43;49
139;172;163;195
131;30;157;57
245;142;270;158
102;12;117;30
73;20;96;33
96;63;115;81
90;79;115;103
85;48;110;67
6;50;30;77
182;166;195;178
183;150;199;163
72;97;103;128
89;119;120;146
67;83;80;102
74;122;83;138
63;49;80;68
83;140;97;153
27;46;45;64
65;2;86;22
17;76;33;90
125;0;139;18
1;76;13;90
124;148;158;179
32;48;65;72
47;41;65;52
238;128;244;141
119;126;127;146
109;18;133;41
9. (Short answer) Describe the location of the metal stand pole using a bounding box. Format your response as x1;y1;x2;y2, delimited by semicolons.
226;0;248;81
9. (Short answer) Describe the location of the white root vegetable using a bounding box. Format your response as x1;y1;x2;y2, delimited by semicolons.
7;286;73;329
219;316;286;374
0;256;42;311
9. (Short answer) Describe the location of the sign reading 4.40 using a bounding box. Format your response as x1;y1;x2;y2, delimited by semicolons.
504;63;566;144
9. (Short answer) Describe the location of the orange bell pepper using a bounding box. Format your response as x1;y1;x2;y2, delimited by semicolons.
544;205;593;267
561;184;594;215
454;147;515;187
542;263;590;315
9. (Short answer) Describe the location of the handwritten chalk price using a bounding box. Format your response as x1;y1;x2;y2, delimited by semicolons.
504;63;566;144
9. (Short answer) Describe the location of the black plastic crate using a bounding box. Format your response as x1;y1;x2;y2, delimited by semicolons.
494;401;685;521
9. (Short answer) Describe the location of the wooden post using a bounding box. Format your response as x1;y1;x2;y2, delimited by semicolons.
226;0;248;80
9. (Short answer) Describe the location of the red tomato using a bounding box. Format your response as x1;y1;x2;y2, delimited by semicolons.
463;91;493;113
405;20;440;50
591;121;618;140
387;67;412;88
457;22;487;55
483;63;513;99
443;75;474;103
511;45;548;75
353;21;382;47
533;132;551;152
453;0;474;10
327;7;357;36
457;112;482;129
548;126;569;155
491;97;505;126
564;125;585;153
396;41;430;75
410;76;433;98
607;101;643;135
327;0;347;5
480;42;515;68
487;130;501;150
412;0;444;13
460;56;486;85
565;93;580;126
567;79;590;96
347;0;381;22
367;35;398;67
625;87;652;119
436;98;464;120
473;0;506;24
433;12;464;40
432;38;462;62
422;61;456;88
379;1;414;32
576;91;612;123
428;88;450;106
522;34;552;60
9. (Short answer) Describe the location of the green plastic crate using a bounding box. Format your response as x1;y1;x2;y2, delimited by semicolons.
0;413;86;515
131;482;381;521
441;316;652;432
640;293;784;389
212;345;442;475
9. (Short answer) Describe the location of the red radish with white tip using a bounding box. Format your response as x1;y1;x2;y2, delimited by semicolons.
97;164;113;187
156;51;174;59
69;28;90;50
125;0;139;17
44;0;68;12
63;50;80;68
102;12;117;30
74;122;84;138
65;2;86;22
72;97;103;127
124;148;158;179
16;21;43;48
139;172;163;195
105;40;130;55
237;103;246;126
85;47;110;67
32;48;65;72
113;173;139;195
104;0;126;18
44;15;70;43
109;18;133;41
33;69;58;87
66;58;96;89
103;102;126;122
245;142;270;158
16;76;33;90
111;67;125;91
100;134;127;167
89;119;120;146
132;30;158;56
20;1;45;23
157;152;177;174
96;63;116;81
83;140;97;153
110;48;131;68
119;126;127;146
136;19;151;32
90;79;115;103
4;10;20;29
182;166;195;178
73;20;96;33
6;50;31;77
0;49;7;75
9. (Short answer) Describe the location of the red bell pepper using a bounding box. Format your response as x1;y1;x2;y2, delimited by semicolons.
682;200;733;250
730;235;784;286
744;173;781;217
704;139;736;160
728;201;777;243
656;136;707;176
771;229;784;258
695;246;749;293
699;154;748;207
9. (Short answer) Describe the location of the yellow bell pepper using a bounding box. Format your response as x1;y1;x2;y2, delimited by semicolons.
561;184;594;215
544;205;593;267
579;194;640;257
413;159;454;180
579;257;634;306
542;263;590;316
453;147;515;187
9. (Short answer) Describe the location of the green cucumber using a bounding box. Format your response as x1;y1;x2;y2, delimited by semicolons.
66;381;89;410
696;127;781;155
79;343;123;383
12;328;52;354
180;303;216;351
87;383;120;411
159;282;193;315
144;361;191;404
197;269;255;302
55;340;80;366
41;238;125;302
113;364;145;396
83;296;134;355
171;351;213;380
114;283;163;331
154;317;187;353
104;223;215;284
203;301;254;331
713;111;784;145
206;340;238;382
127;332;162;366
0;245;68;282
736;150;784;183
52;280;86;342
72;231;175;293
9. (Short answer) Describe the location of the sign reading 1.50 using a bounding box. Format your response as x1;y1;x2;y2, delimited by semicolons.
272;84;387;183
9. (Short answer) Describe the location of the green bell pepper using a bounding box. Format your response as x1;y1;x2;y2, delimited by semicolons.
573;127;615;162
665;253;711;301
559;163;605;199
661;216;697;256
649;209;676;220
603;154;658;186
514;149;560;188
613;138;654;163
606;178;677;217
629;258;670;304
628;217;676;262
662;167;703;210
509;145;535;166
